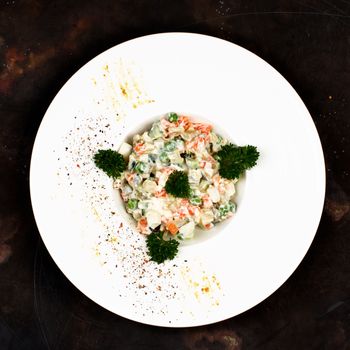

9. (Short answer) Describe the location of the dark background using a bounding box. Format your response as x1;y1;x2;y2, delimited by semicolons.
0;1;349;349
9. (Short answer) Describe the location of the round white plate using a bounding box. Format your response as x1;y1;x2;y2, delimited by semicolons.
30;33;325;327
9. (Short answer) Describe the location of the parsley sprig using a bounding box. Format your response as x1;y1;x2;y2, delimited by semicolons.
217;144;259;180
93;149;126;179
165;170;191;198
146;231;179;264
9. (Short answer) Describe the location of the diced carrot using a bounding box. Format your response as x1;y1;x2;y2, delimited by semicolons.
139;217;147;227
186;134;209;151
192;140;199;151
181;199;189;206
199;134;210;143
155;188;167;198
186;138;200;151
202;194;213;208
176;116;191;130
134;142;145;155
193;123;212;134
160;167;173;174
188;205;196;216
125;173;135;185
166;221;178;235
137;217;149;234
178;207;189;219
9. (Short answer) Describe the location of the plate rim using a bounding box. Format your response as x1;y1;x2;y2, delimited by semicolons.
29;32;326;327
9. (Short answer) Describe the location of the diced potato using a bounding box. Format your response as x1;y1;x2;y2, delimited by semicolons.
132;209;142;220
199;180;209;192
200;210;214;226
139;154;149;163
142;132;153;143
225;182;235;197
148;197;163;211
168;152;184;164
118;142;132;158
161;209;174;220
142;179;157;193
122;184;132;195
154;139;164;149
138;201;148;209
156;171;168;187
203;164;214;178
186;159;199;169
207;186;220;203
143;142;155;153
188;169;202;185
146;210;161;229
179;221;195;239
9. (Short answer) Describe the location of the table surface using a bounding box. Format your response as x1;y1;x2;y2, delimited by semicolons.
0;1;349;349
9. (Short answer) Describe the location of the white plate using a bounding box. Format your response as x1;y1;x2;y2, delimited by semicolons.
30;33;325;327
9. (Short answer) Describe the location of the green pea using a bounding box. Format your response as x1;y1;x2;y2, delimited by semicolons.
168;112;179;123
134;162;147;174
127;199;138;210
219;202;236;217
159;152;170;164
164;141;176;152
190;196;202;206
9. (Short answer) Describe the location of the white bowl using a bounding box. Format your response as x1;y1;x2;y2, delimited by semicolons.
113;112;247;246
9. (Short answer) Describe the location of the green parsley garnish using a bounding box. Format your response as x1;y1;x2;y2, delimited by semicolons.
217;144;259;179
146;231;179;264
165;170;191;198
93;149;126;179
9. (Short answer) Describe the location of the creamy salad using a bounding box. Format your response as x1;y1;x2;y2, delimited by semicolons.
115;113;238;240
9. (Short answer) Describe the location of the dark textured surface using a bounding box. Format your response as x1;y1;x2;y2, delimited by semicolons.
0;1;349;349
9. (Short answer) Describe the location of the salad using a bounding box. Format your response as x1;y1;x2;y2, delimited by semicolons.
116;114;237;239
93;113;259;262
